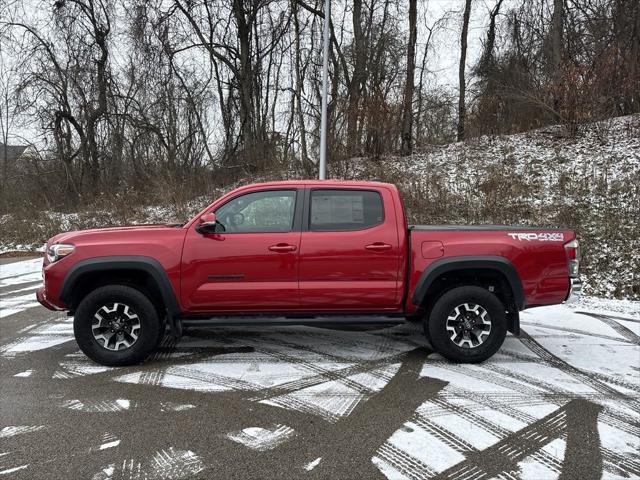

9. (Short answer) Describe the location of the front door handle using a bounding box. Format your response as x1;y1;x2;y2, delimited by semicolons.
365;242;392;251
269;243;297;253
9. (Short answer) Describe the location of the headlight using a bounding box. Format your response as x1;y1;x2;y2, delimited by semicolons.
47;244;75;263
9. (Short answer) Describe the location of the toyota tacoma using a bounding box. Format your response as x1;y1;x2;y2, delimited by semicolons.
37;180;582;366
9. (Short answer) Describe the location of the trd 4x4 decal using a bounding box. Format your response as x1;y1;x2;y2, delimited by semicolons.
508;232;565;242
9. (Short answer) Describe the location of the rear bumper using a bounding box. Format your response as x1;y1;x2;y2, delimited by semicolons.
564;277;583;304
36;287;64;311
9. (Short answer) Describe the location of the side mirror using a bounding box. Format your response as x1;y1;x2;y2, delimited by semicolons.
196;212;218;234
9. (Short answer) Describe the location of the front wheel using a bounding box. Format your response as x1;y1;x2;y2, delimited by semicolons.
74;285;163;366
426;286;507;363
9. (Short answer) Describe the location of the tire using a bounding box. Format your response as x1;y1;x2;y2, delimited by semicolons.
426;286;506;363
74;285;163;366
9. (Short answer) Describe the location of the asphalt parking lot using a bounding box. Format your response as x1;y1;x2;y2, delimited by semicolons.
1;257;639;479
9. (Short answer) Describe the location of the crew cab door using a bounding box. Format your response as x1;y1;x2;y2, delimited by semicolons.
181;188;302;313
298;187;402;311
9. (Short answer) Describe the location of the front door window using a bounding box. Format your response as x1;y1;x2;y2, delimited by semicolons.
215;190;296;233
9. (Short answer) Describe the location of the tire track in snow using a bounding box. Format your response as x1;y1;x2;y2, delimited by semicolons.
575;311;640;323
226;424;295;451
441;378;639;477
375;309;639;480
422;399;565;474
2;290;637;480
249;349;411;402
376;442;438;480
520;321;638;344
257;343;396;395
578;312;640;345
0;258;43;318
92;448;204;480
519;330;640;413
60;399;132;413
0;316;73;357
0;425;45;438
430;399;599;480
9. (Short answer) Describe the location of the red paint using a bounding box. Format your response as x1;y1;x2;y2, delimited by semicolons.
38;180;576;317
180;225;301;312
298;184;402;311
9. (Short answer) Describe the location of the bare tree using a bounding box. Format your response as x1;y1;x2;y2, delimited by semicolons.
346;0;366;156
400;0;417;154
457;0;472;141
472;0;504;135
291;0;310;168
1;0;639;214
171;0;290;170
550;0;564;118
0;51;18;199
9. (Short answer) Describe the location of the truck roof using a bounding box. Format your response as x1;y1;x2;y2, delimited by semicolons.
244;179;397;189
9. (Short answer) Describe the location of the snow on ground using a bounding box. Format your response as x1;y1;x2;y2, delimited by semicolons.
374;304;640;479
60;398;132;413
1;257;639;478
0;317;74;356
0;244;44;255
226;425;295;451
0;258;42;284
568;297;640;320
91;448;205;480
0;426;45;439
0;258;42;317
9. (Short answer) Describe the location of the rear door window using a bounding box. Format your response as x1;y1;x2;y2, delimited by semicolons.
309;189;384;231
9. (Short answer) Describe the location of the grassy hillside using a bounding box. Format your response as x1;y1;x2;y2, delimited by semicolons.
2;115;638;299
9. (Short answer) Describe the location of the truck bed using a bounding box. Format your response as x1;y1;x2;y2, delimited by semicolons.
409;224;564;231
406;224;575;311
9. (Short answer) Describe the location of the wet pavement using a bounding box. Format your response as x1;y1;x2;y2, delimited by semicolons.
1;257;639;479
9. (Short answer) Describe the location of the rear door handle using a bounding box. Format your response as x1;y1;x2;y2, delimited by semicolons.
269;243;297;253
365;242;392;251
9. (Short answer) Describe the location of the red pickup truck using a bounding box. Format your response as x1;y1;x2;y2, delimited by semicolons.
37;180;581;366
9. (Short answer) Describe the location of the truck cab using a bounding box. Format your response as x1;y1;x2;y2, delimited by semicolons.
180;181;406;314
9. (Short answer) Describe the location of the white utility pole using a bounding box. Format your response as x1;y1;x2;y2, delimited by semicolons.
318;0;331;180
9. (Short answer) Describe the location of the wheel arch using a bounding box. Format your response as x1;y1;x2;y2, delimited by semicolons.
59;256;182;335
412;256;524;335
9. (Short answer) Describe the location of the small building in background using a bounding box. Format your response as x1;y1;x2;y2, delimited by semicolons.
1;144;36;165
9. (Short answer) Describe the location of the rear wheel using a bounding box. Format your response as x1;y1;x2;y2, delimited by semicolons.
426;286;506;363
74;285;163;366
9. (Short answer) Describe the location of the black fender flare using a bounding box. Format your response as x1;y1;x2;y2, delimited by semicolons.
411;255;525;311
59;255;182;335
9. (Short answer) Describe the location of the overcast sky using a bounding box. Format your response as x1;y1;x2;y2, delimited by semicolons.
425;0;518;87
1;0;512;147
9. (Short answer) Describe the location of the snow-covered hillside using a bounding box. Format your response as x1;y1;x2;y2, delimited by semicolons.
337;115;640;299
1;115;638;299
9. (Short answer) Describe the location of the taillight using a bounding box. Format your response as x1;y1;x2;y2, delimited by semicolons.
564;239;580;277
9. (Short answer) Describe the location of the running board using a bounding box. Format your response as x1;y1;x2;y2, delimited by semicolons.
180;315;405;328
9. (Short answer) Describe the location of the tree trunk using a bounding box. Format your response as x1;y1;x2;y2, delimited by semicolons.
457;0;472;141
400;0;417;155
233;0;255;152
482;0;503;74
476;0;503;135
551;0;564;119
292;0;309;166
347;0;365;155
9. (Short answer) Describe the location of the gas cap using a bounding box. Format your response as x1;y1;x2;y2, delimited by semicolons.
421;241;445;259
